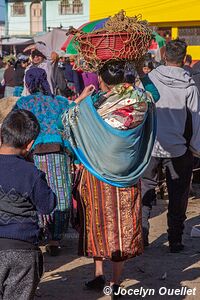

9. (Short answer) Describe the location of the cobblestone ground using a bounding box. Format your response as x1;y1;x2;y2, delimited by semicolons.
38;193;200;300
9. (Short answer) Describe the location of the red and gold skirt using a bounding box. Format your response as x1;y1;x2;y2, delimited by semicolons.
77;168;143;261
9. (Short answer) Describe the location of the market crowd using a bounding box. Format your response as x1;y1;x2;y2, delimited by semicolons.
0;11;200;300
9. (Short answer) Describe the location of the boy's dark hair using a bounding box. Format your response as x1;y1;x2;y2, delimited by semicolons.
165;39;187;65
1;110;40;148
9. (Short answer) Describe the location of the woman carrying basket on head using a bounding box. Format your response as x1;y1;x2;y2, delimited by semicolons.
61;11;157;299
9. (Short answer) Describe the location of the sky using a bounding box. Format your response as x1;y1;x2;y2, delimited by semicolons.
0;0;5;23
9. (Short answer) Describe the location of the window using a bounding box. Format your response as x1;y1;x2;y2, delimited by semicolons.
11;2;25;16
59;0;72;15
58;0;83;15
72;0;83;14
178;27;200;45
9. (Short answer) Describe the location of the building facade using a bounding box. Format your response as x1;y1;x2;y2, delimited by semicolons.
4;0;200;59
5;0;89;36
0;0;5;37
90;0;200;60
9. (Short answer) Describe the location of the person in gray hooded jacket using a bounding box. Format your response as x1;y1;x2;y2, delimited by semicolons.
141;39;200;253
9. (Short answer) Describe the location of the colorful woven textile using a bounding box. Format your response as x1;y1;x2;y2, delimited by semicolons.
97;83;149;130
62;89;156;187
16;93;70;149
34;153;72;240
78;168;143;261
13;86;23;97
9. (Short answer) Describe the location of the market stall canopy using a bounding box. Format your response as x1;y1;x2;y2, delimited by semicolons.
34;28;69;53
1;37;33;46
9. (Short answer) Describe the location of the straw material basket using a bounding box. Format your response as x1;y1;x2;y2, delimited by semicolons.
77;31;149;62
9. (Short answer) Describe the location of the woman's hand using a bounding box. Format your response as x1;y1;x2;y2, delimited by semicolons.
75;84;95;104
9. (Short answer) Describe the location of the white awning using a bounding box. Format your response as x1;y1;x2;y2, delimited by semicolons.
34;28;68;52
1;37;33;45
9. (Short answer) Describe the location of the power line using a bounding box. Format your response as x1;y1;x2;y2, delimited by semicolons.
7;18;89;24
6;14;90;24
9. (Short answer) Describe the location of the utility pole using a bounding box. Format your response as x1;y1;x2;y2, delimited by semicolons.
5;0;9;36
42;0;46;32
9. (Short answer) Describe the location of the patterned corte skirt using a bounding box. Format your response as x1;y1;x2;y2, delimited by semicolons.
77;168;143;261
34;153;72;240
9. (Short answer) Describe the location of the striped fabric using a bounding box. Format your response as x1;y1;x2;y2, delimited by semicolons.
78;168;143;261
34;153;72;240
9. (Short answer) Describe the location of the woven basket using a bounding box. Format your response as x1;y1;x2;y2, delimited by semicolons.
77;31;147;61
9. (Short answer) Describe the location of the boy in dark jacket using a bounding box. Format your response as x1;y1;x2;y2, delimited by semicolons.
0;109;57;300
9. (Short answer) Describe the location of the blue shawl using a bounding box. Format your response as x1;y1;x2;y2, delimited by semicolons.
62;95;156;187
16;93;70;149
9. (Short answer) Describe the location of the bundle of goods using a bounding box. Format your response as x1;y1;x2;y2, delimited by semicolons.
73;10;153;71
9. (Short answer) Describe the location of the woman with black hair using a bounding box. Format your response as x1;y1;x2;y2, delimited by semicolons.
62;59;157;299
61;11;159;298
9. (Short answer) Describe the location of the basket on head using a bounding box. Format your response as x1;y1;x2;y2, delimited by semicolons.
75;11;153;71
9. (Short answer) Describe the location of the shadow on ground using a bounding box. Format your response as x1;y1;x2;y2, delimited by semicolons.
38;198;200;300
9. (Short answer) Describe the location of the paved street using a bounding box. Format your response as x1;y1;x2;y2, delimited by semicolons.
39;194;200;300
